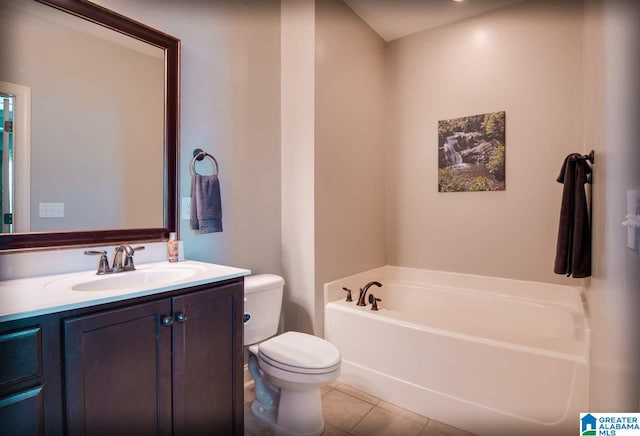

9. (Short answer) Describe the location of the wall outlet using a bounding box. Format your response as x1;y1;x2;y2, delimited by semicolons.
39;202;64;218
181;197;191;220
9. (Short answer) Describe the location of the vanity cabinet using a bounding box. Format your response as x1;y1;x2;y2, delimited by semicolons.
0;278;244;436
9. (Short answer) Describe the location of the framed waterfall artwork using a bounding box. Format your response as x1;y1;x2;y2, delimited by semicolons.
438;111;506;192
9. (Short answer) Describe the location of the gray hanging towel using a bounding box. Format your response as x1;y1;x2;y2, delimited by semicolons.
190;174;223;233
554;153;591;278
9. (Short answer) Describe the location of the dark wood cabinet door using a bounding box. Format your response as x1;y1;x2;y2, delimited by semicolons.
0;326;44;434
64;300;172;436
0;386;44;436
172;282;243;436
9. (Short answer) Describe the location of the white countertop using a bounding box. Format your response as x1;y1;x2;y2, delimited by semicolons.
0;260;251;323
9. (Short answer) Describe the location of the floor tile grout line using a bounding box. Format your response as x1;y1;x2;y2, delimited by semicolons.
322;387;335;397
377;401;432;427
347;403;377;434
334;385;380;406
373;403;430;434
418;418;429;434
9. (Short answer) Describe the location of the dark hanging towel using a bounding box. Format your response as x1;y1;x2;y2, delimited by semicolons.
554;153;592;278
190;174;223;233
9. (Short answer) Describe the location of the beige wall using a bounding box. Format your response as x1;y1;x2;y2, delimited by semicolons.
386;0;639;411
281;0;316;333
0;1;164;231
314;0;387;335
385;0;583;285
94;0;282;275
280;0;386;335
584;0;640;411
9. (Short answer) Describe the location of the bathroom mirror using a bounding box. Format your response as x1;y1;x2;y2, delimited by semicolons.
0;0;179;252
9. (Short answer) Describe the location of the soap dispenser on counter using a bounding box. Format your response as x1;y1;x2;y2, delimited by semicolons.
168;232;180;262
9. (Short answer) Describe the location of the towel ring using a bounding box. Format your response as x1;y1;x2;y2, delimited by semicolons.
191;148;219;176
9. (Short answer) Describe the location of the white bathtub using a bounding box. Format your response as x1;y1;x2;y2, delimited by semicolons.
324;266;590;436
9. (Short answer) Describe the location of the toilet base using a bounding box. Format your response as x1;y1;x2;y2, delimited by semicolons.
251;387;325;436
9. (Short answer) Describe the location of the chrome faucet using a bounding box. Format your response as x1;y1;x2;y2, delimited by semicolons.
85;245;145;275
112;245;133;273
112;245;145;272
357;281;382;306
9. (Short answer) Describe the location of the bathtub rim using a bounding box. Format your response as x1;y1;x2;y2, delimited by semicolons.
324;265;586;305
365;279;582;312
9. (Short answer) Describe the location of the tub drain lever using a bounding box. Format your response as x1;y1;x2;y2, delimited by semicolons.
368;294;381;311
342;287;353;302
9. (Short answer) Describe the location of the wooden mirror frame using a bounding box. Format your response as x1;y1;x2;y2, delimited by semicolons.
0;0;180;252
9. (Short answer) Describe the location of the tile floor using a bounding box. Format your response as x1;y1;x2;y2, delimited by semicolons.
244;381;476;436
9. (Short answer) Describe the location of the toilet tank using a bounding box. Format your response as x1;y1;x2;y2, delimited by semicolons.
243;274;284;346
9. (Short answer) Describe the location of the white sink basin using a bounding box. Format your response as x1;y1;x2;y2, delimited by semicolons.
44;264;205;292
71;268;197;292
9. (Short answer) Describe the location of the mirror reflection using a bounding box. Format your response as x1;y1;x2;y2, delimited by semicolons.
0;0;165;234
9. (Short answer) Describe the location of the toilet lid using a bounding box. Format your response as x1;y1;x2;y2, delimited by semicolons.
258;331;341;372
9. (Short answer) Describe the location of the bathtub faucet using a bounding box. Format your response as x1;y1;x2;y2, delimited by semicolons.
357;281;382;306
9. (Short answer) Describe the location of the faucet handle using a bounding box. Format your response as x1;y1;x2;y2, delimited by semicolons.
84;250;111;275
123;246;145;270
342;287;353;302
368;293;381;311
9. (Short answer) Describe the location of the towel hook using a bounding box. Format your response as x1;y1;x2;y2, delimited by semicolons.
191;148;219;176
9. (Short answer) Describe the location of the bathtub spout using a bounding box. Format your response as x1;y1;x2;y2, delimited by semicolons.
357;281;382;306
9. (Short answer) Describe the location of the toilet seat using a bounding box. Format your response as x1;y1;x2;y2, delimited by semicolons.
256;332;341;375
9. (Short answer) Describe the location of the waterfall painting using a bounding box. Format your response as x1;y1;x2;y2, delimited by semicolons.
438;111;506;192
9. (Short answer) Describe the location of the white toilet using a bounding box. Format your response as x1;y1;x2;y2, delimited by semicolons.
244;274;341;436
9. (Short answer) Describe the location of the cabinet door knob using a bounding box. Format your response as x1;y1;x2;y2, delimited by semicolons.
161;316;174;327
175;313;188;323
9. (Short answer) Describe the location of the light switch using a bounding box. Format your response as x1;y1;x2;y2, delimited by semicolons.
181;197;191;220
39;202;64;218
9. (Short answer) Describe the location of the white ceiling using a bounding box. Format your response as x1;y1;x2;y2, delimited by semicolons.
343;0;524;42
